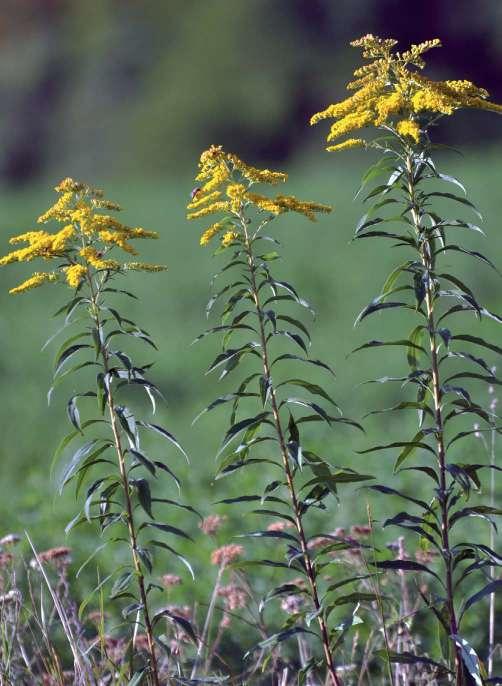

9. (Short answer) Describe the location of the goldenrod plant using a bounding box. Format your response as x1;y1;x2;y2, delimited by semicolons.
311;35;502;685
0;179;193;685
188;146;369;685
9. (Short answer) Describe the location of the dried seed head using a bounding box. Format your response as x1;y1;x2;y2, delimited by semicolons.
219;613;232;629
211;544;243;567
30;547;72;569
0;589;22;605
0;534;21;547
415;549;439;565
218;584;247;610
351;525;372;537
161;574;183;588
199;514;227;536
308;535;332;550
87;610;107;625
281;594;305;615
267;521;294;532
164;604;192;621
103;635;127;663
0;553;14;567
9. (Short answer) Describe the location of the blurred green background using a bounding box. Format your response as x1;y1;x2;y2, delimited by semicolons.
0;0;500;664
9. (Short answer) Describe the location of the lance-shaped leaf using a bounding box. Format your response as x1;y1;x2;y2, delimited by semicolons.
271;329;309;355
141;521;193;542
272;353;335;376
460;579;502;621
54;343;92;377
355;299;412;326
451;635;483;686
206;343;260;376
66;391;97;432
218;412;271;455
376;650;450;671
277;378;339;409
138;422;189;462
244;627;317;659
374;559;442;583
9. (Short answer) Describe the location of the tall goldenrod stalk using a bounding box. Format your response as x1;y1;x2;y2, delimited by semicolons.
86;272;160;685
189;146;366;684
239;213;341;686
0;178;189;685
311;34;502;685
404;151;461;682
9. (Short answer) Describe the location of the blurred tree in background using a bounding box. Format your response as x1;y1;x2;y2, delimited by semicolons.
0;0;501;185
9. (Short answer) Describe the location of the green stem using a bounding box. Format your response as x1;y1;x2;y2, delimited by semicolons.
240;216;342;686
405;153;463;685
87;271;161;686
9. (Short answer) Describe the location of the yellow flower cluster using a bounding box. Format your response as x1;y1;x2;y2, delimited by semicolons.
0;178;164;294
188;145;331;247
311;34;502;151
65;264;87;288
396;119;421;143
8;272;58;295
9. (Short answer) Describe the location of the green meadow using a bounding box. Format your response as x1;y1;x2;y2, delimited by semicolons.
0;147;500;640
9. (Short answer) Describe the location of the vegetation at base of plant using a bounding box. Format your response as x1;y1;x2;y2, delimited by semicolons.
312;33;502;685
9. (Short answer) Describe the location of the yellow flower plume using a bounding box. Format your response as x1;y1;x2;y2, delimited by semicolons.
188;146;332;246
0;177;163;294
311;34;502;151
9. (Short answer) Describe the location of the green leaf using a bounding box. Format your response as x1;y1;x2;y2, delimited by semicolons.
129;449;156;476
452;635;482;686
452;334;502;356
374;559;441;582
238;529;298;543
66;392;97;432
272;330;309;354
218;412;271;455
407;326;425;369
394;430;435;471
435;244;499;274
460;579;502;621
131;478;153;518
277;378;339;408
244;627;316;658
153;609;197;643
355;300;412;326
142;522;193;542
110;571;133;599
368;484;432;513
425;191;482;220
283;398;331;425
58;440;108;492
54;344;92;377
127;670;146;686
376;650;449;671
149;540;195;578
138;422;189;463
272;354;335;376
332;591;380;606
